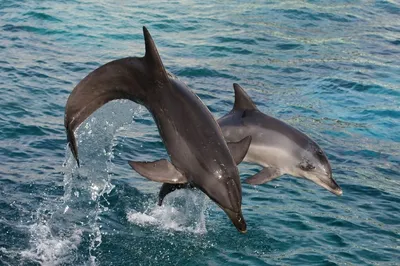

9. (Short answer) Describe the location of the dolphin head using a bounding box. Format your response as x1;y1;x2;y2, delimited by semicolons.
220;206;247;233
294;141;342;196
195;167;247;233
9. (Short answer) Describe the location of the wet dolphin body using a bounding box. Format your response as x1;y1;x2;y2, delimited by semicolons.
219;84;342;196
157;84;342;204
64;27;254;233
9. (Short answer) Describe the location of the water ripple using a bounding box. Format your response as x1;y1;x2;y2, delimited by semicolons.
0;0;399;265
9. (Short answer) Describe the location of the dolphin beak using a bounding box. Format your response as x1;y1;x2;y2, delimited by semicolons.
309;173;343;196
329;179;343;196
223;208;247;233
329;185;343;196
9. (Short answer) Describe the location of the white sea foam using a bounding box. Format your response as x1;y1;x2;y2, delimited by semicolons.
20;222;82;266
127;189;209;234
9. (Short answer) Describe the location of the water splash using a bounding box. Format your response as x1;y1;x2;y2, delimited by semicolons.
20;222;83;266
127;189;210;234
0;202;85;266
17;100;144;266
63;100;142;265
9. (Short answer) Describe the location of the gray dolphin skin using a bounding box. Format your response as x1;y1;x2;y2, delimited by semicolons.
157;84;342;206
64;27;254;233
218;83;342;196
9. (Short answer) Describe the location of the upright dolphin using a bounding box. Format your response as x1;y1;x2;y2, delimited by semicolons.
157;84;342;204
218;83;342;196
64;27;254;233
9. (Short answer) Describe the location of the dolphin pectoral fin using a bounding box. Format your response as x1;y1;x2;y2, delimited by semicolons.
226;136;252;165
158;183;193;206
128;159;187;184
245;167;282;185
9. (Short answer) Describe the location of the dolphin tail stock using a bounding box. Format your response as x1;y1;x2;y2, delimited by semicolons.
64;26;169;166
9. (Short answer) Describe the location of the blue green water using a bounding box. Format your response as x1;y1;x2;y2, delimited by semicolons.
1;1;399;265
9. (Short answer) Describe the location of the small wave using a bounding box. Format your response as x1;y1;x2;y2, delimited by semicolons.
176;66;234;79
24;11;62;22
127;190;209;234
2;24;66;35
215;36;257;45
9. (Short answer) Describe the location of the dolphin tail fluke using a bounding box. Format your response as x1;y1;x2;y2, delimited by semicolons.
226;136;252;165
64;27;169;166
66;123;80;167
128;159;188;184
245;167;282;185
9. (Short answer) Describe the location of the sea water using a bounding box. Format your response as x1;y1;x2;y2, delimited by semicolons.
0;1;399;265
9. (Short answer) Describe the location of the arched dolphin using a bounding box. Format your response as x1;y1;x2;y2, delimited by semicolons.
64;27;254;233
218;83;342;196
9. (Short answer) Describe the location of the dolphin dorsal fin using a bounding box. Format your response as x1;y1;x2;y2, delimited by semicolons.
143;26;168;79
233;83;258;111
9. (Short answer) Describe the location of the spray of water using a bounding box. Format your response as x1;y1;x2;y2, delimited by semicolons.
127;189;210;234
18;100;141;266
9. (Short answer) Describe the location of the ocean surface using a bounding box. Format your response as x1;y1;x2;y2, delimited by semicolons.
0;1;399;265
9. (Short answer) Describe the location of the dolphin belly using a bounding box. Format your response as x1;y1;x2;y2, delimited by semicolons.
244;144;292;171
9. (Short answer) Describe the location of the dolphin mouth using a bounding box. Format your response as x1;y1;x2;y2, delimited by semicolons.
326;184;343;196
310;175;343;196
222;208;247;233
